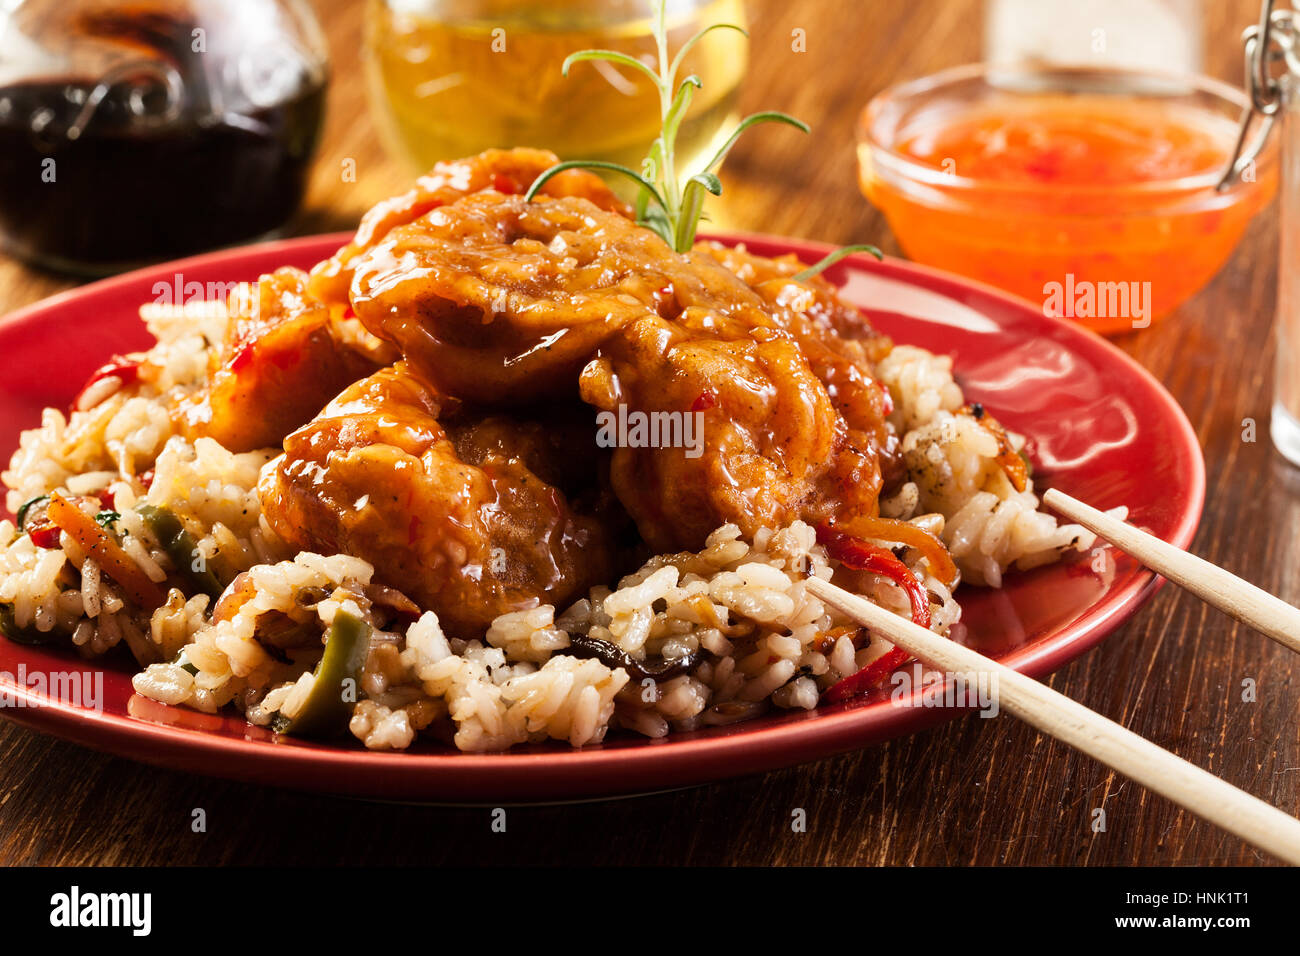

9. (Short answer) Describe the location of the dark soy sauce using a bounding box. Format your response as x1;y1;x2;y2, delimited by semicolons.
0;8;326;274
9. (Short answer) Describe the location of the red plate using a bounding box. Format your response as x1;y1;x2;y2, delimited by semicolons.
0;233;1204;801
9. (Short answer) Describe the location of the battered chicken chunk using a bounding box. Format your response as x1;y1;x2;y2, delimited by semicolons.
347;191;697;403
309;147;630;309
258;363;614;636
580;296;894;552
580;308;840;551
697;241;890;342
176;268;380;453
697;241;905;490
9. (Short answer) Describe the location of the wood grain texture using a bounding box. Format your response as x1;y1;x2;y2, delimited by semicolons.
0;0;1294;867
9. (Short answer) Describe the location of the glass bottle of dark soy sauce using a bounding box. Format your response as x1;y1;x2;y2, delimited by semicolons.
0;0;329;275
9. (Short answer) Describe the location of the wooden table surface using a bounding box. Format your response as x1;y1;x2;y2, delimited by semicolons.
1;0;1293;867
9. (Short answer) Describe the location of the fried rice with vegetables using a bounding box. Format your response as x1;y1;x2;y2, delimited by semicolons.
0;150;1109;753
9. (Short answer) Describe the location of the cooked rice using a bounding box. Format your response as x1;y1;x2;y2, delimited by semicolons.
0;296;1109;752
876;347;1112;586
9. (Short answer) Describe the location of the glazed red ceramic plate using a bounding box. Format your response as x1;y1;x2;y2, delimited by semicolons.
0;233;1204;802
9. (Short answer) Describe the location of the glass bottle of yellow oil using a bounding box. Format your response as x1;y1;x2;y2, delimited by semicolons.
364;0;748;173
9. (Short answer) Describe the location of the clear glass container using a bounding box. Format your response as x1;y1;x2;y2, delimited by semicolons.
0;0;329;276
1273;65;1300;463
985;0;1203;74
363;0;748;174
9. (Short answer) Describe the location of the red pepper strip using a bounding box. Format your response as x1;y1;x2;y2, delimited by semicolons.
838;515;958;588
816;524;932;702
228;341;256;373
817;525;931;630
27;522;61;550
876;380;894;417
73;356;141;411
824;646;909;704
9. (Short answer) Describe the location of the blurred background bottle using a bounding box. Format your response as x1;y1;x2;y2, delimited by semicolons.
985;0;1203;74
1271;9;1300;465
363;0;748;173
0;0;329;275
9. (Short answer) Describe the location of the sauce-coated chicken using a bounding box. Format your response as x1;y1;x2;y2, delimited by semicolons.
258;363;613;636
308;147;629;310
177;268;379;453
346;190;780;404
697;241;905;491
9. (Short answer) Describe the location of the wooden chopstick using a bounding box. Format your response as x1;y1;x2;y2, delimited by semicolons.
804;575;1300;865
1043;488;1300;655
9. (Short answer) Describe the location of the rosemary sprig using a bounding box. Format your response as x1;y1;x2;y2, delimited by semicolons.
791;243;883;282
526;0;845;263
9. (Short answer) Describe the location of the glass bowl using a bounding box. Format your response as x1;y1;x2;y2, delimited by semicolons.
857;64;1278;334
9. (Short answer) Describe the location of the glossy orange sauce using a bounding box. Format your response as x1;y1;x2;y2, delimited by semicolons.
861;95;1275;333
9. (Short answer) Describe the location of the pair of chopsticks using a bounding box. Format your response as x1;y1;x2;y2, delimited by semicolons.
808;488;1300;865
1043;489;1300;655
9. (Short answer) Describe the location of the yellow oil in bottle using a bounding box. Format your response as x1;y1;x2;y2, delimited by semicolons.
364;0;748;174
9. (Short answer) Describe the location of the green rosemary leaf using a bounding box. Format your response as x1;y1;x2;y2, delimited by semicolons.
669;23;749;81
701;111;810;174
636;146;663;221
663;75;703;151
534;1;810;259
641;207;674;246
525;160;668;211
562;49;664;92
692;172;722;194
791;244;884;282
673;173;723;251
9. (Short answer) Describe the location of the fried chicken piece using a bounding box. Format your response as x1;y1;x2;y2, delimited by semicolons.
580;300;888;552
447;413;594;499
697;241;905;490
344;191;818;405
175;268;381;453
554;237;900;552
258;363;613;636
696;241;891;344
309;147;631;308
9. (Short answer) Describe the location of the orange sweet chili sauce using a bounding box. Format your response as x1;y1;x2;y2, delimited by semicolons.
861;94;1276;333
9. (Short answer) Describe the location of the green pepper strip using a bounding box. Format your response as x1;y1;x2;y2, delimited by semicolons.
171;648;199;676
272;609;371;739
135;504;223;599
15;494;49;531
